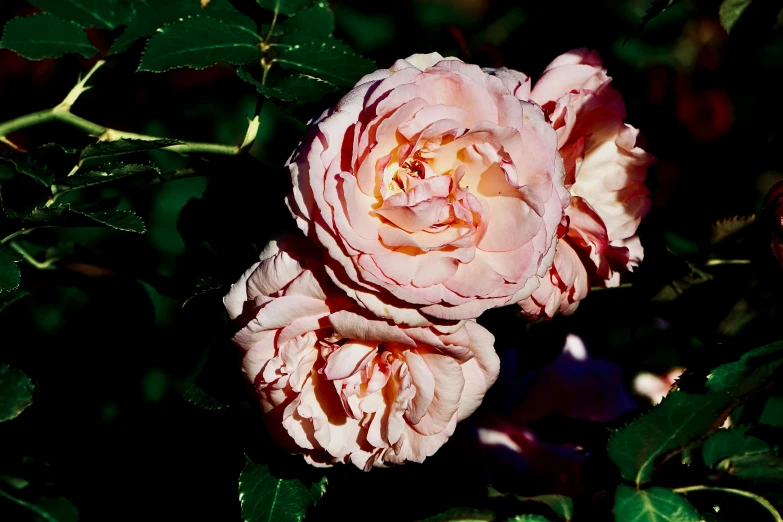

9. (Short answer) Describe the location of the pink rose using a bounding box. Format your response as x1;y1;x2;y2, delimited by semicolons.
224;238;500;470
515;49;656;317
287;53;569;326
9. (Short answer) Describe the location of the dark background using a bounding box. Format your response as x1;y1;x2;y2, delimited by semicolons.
1;0;783;520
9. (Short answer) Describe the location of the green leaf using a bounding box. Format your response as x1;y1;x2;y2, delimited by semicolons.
79;138;180;162
237;67;340;102
719;0;754;32
703;425;776;468
276;36;376;87
613;486;700;522
0;364;34;422
138;15;262;73
0;14;97;60
522;496;572;522
0;289;28;314
277;2;335;36
707;341;783;396
111;0;256;54
78;209;146;233
760;395;783;427
21;205;146;233
487;488;571;522
608;341;783;485
36;496;80;522
651;261;712;302
0;244;23;293
0;154;53;187
256;0;314;16
718;453;783;480
609;391;734;486
635;0;684;32
712;215;757;245
182;381;227;410
239;457;326;522
420;508;495;521
52;164;161;196
0;144;79;187
28;0;132;30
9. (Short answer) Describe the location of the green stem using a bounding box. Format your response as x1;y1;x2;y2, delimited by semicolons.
705;259;752;267
0;228;36;245
0;488;60;522
674;485;782;522
264;3;280;44
0;60;254;157
0;109;242;155
591;282;633;292
8;241;57;269
0;109;58;137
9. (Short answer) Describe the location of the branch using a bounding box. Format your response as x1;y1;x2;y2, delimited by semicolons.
0;60;259;156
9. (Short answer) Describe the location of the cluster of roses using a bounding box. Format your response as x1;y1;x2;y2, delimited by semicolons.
224;50;655;470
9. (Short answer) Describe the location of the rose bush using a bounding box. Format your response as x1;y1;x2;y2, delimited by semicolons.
287;53;569;326
224;238;500;469
514;49;656;317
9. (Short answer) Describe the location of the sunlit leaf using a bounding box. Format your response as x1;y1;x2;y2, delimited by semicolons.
719;0;754;33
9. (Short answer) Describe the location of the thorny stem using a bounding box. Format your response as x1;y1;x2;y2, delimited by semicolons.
0;60;260;157
674;485;782;522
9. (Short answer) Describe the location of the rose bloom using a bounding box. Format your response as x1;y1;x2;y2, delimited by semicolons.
224;238;500;469
287;53;569;326
513;49;656;317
